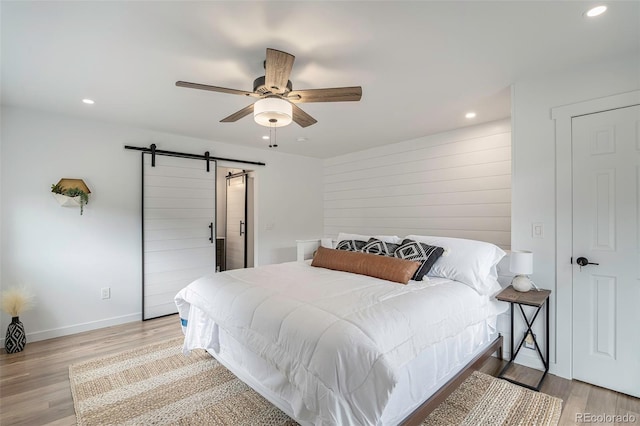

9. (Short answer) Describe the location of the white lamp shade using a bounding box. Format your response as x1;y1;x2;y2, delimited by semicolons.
254;98;292;127
510;250;533;275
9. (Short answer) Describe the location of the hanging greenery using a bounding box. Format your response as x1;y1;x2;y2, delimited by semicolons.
51;183;89;215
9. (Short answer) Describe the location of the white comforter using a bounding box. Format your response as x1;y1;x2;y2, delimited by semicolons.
175;261;504;425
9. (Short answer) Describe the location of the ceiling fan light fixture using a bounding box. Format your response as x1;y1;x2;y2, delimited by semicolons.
254;98;292;127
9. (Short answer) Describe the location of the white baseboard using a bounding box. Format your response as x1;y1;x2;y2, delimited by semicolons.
0;312;142;345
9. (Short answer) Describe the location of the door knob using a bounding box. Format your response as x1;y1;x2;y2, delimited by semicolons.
576;257;599;267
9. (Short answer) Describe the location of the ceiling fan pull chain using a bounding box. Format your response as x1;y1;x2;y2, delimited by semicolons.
273;125;278;147
268;118;278;148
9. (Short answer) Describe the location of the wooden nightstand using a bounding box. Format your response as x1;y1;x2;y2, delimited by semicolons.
495;285;551;391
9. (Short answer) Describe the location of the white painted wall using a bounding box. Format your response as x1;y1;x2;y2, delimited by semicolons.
511;56;640;377
0;106;323;343
323;119;512;249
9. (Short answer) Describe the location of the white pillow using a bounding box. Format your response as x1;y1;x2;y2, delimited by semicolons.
405;235;505;295
337;233;403;244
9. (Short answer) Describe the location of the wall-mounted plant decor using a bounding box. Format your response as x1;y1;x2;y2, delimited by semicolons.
51;178;91;215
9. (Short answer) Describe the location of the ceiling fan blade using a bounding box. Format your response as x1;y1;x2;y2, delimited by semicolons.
287;86;362;103
176;81;259;97
220;104;254;123
265;48;295;95
291;104;317;128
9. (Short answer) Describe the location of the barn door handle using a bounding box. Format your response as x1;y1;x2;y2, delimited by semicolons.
208;223;213;243
239;220;245;236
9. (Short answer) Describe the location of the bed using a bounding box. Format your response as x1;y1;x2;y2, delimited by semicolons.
175;234;508;425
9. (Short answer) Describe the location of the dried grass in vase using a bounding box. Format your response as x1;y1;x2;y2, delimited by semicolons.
1;286;35;317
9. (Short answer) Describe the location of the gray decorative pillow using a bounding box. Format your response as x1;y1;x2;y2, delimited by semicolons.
394;239;445;281
336;239;367;252
362;238;400;257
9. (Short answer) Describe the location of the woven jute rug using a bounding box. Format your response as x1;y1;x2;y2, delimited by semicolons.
69;337;562;425
421;370;562;425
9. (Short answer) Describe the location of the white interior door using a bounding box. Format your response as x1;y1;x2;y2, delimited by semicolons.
572;105;640;397
226;174;246;270
143;154;216;319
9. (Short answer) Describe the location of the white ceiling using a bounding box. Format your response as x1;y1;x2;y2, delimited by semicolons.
2;1;638;158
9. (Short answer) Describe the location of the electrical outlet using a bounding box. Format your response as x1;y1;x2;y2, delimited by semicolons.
524;332;536;350
101;287;111;299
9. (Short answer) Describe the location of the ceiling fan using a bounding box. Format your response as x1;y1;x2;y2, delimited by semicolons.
175;48;362;128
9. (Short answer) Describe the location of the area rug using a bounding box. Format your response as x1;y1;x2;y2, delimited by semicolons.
421;370;562;425
69;337;562;425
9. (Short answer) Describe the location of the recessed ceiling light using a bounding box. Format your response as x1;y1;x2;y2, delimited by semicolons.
82;99;95;105
465;112;476;119
296;137;309;142
262;135;270;140
585;5;607;17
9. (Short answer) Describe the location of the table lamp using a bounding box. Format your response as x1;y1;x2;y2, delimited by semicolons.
510;250;534;292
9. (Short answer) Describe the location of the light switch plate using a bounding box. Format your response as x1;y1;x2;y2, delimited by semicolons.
532;222;544;238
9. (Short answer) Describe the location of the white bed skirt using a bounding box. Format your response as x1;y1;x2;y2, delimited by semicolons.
184;304;499;426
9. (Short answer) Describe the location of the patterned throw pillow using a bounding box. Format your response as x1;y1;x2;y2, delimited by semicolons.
362;238;400;256
394;239;445;281
335;239;367;252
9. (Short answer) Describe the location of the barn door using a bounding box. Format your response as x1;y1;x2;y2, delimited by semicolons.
142;154;216;320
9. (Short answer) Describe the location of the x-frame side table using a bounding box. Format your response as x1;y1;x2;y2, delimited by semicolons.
495;285;551;391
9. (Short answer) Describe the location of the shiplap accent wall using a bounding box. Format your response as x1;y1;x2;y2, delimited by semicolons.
323;119;511;249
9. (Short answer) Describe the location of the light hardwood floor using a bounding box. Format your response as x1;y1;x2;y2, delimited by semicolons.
1;316;638;425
